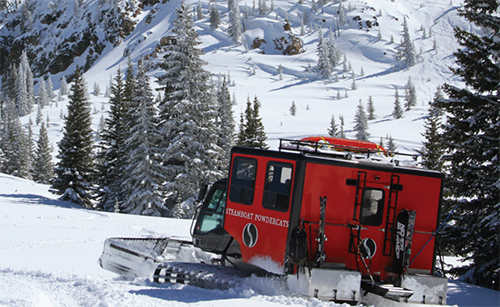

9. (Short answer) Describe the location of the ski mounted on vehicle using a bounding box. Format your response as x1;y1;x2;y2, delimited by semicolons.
99;137;448;306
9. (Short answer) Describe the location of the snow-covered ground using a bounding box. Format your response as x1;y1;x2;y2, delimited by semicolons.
1;174;499;306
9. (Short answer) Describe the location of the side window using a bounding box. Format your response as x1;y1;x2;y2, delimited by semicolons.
229;157;257;205
262;162;293;212
360;188;384;226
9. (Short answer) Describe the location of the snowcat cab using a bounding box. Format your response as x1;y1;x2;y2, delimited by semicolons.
99;136;449;306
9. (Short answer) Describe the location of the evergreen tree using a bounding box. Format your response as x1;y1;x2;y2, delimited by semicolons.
209;4;221;30
419;97;445;171
367;95;376;120
404;76;417;111
121;60;168;216
20;51;35;111
339;114;345;138
60;77;69;96
96;69;129;211
51;66;95;208
45;76;56;99
216;76;236;168
402;17;416;67
316;27;332;79
157;3;224;218
38;78;49;108
15;64;30;116
353;100;369;141
237;95;269;149
196;0;203;20
0;98;32;178
33;123;54;184
228;0;242;44
386;135;397;152
289;100;296;116
435;0;499;290
393;87;403;119
327;114;338;137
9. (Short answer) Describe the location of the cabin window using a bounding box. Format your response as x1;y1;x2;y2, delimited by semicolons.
229;157;257;205
360;188;384;226
196;186;226;233
262;162;293;212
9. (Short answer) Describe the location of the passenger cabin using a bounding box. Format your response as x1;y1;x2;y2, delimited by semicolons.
193;137;443;288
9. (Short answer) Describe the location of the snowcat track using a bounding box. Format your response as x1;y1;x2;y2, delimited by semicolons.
153;262;258;290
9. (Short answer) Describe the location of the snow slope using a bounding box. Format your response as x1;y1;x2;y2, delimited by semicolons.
1;174;499;306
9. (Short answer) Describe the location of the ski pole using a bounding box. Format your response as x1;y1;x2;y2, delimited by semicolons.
409;203;459;267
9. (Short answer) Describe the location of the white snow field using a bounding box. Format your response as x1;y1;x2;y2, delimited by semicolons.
0;174;499;306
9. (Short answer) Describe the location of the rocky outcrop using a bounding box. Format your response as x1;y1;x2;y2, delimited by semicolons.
273;33;304;55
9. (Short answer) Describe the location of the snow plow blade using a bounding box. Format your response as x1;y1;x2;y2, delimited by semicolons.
99;237;211;279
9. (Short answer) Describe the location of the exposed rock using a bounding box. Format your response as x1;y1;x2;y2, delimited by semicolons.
273;33;304;55
252;37;267;49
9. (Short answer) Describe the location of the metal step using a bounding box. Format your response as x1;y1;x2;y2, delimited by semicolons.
361;280;414;302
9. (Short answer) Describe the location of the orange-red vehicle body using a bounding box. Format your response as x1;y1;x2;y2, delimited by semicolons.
223;145;443;281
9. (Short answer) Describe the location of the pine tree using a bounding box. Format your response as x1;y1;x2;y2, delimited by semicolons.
157;3;224;218
367;95;376;120
237;95;269;149
33;123;54;184
404;76;417;111
216;76;236;169
327;114;338;137
38;78;49;108
289;100;297;116
209;4;221;30
316;27;332;79
20;51;35;111
60;77;69;96
402;17;416;67
435;0;499;290
45;76;56;99
393;87;403;119
121;59;168;216
419;95;445;171
96;69;129;211
0;98;32;178
228;0;242;44
339;114;345;138
353;100;369;141
386;135;397;152
51;66;95;208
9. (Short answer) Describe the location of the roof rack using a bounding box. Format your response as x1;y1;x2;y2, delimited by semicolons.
278;137;421;167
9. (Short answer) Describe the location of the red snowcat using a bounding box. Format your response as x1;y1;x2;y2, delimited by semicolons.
99;137;448;306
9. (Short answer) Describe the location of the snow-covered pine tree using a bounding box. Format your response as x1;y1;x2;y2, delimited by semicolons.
38;78;49;108
15;64;30;116
435;0;499;290
228;0;242;44
404;76;417;111
51;66;95;208
327;114;338;137
209;4;221;30
33;123;54;184
197;0;203;20
20;51;35;109
367;95;376;120
353;99;369;141
92;82;101;96
316;27;332;79
237;95;269;149
0;98;32;178
289;100;296;116
60;77;69;96
339;114;345;138
216;75;236;169
157;3;224;218
386;135;397;152
401;17;416;67
393;87;403;119
419;95;444;171
45;76;56;99
96;68;129;211
121;59;168;216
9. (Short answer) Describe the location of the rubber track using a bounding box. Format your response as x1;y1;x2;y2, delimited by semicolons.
153;262;255;290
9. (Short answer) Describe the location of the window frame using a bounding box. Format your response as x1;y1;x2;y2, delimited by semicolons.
262;161;293;212
229;157;258;206
359;188;385;226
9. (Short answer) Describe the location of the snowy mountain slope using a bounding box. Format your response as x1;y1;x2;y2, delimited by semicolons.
1;174;499;306
76;0;466;151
